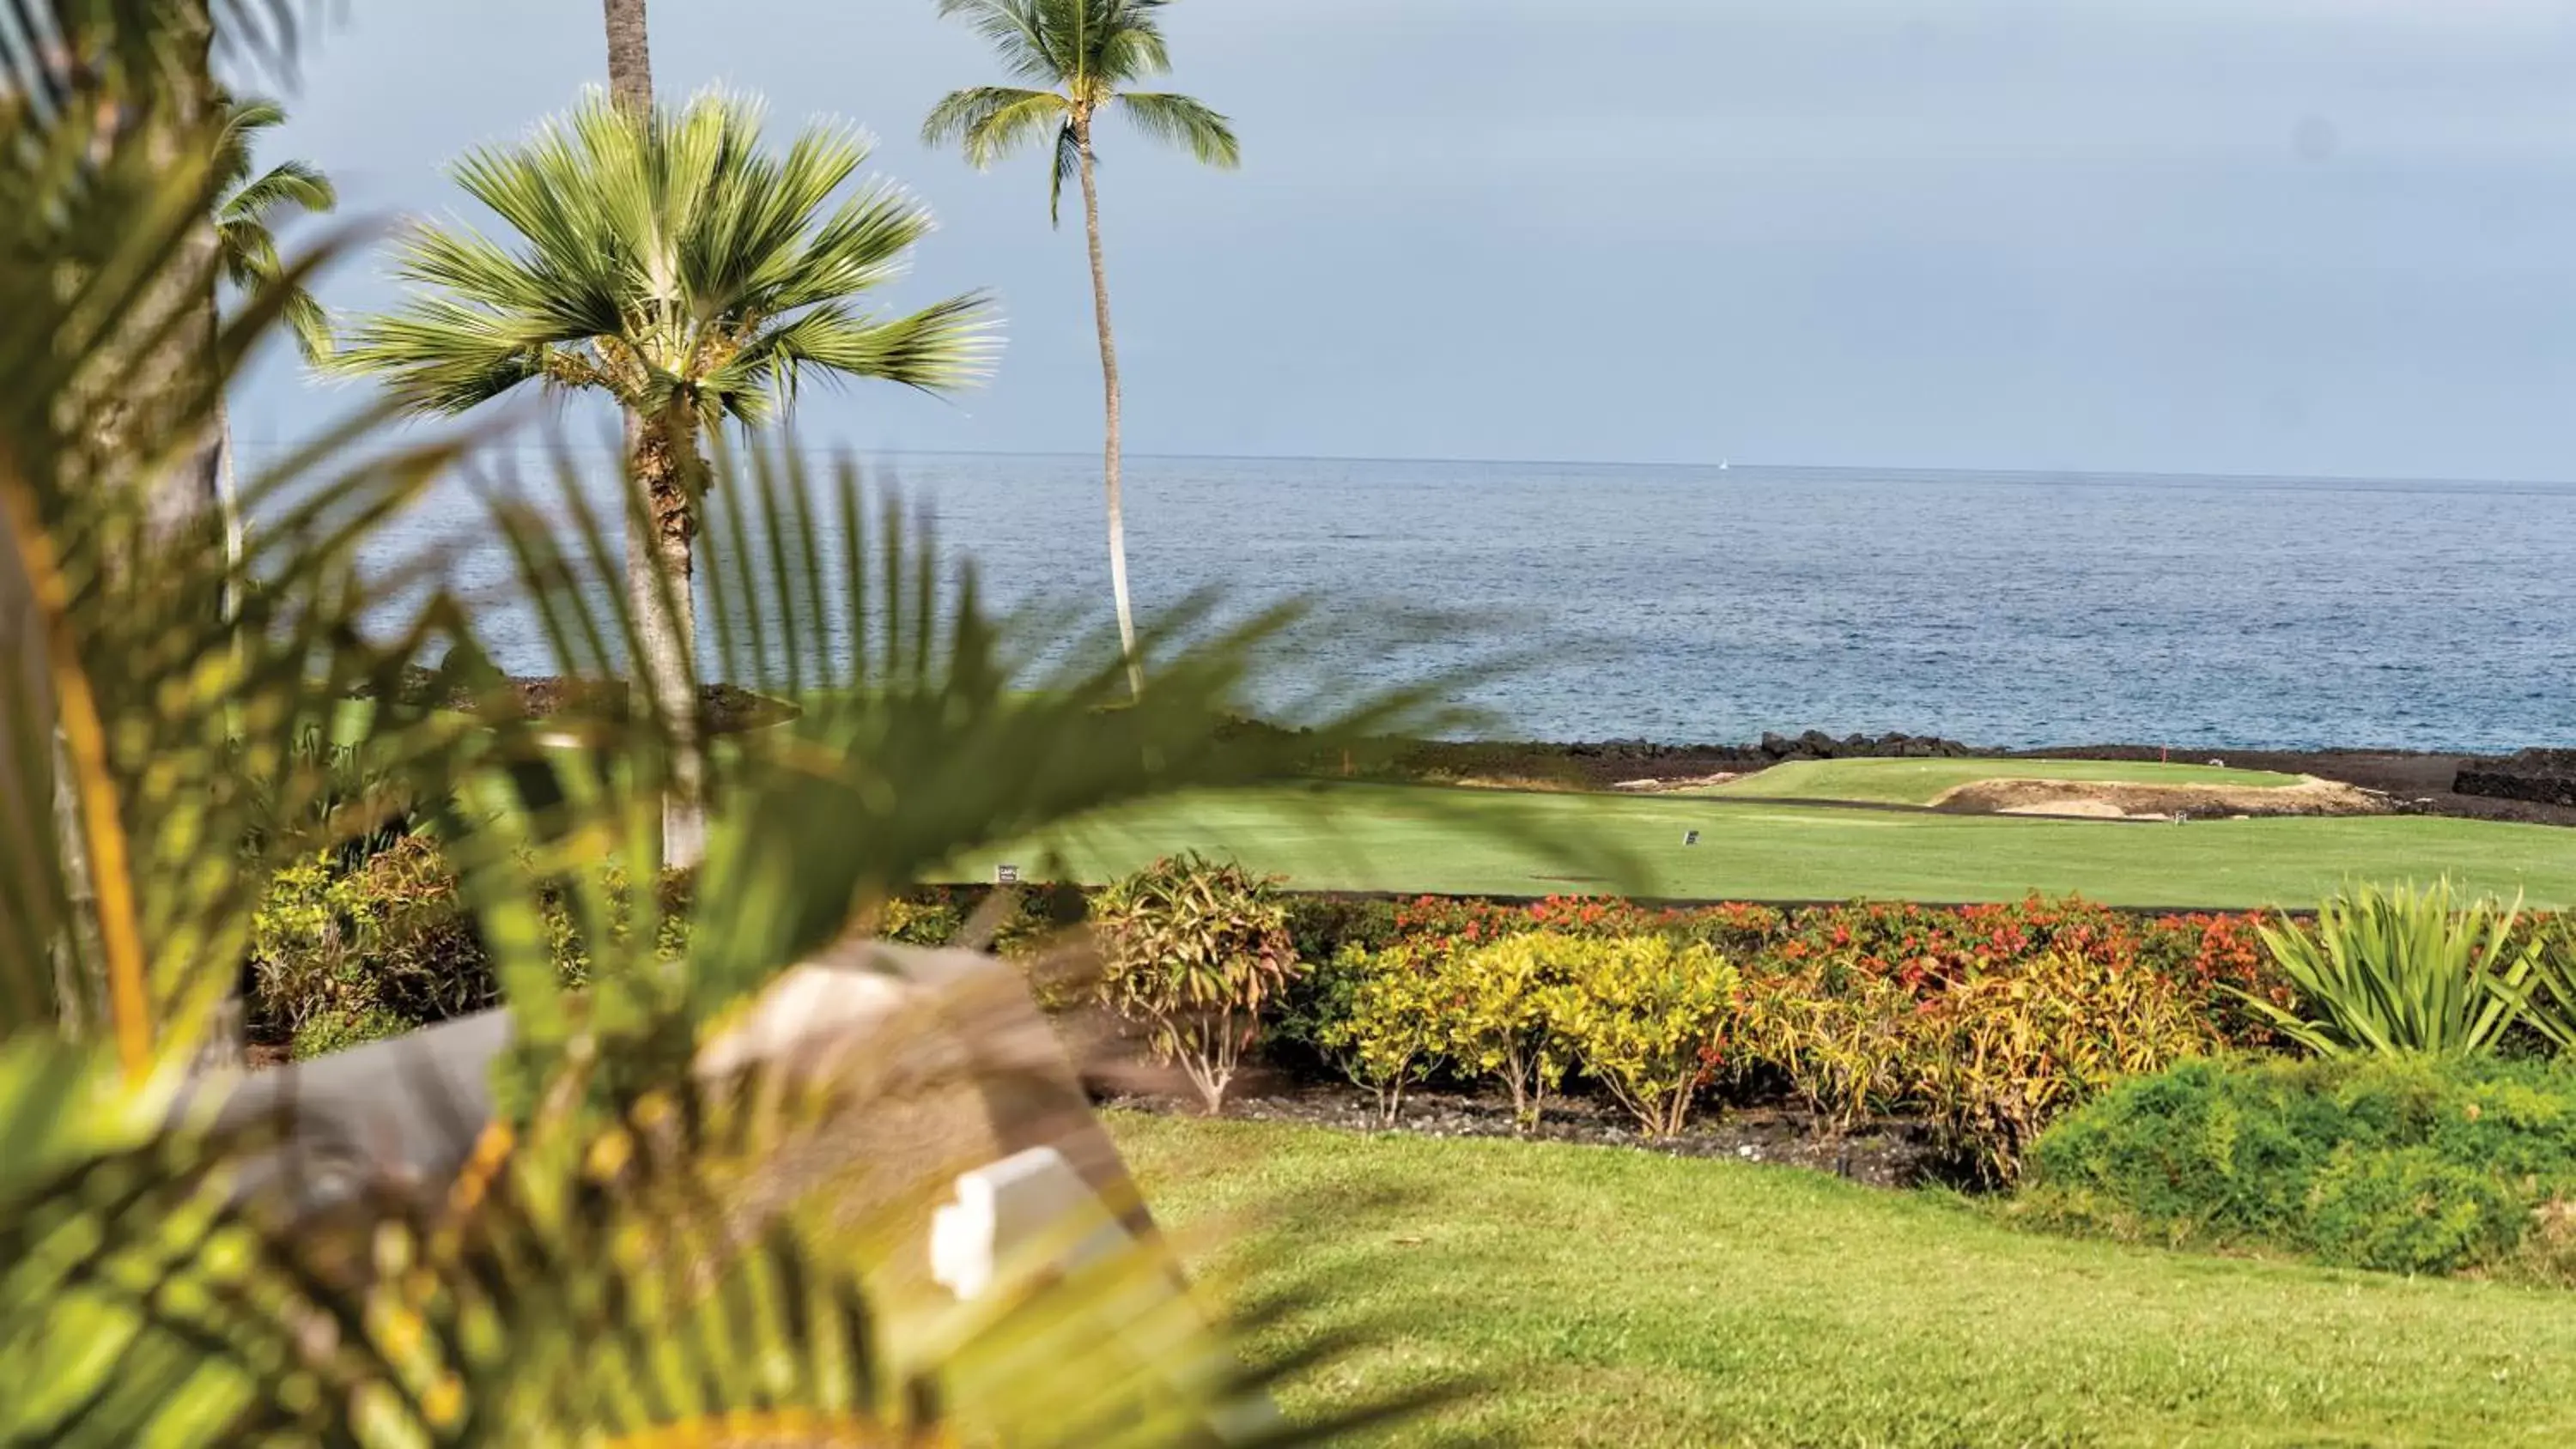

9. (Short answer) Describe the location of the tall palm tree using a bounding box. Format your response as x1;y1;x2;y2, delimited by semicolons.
338;88;993;865
209;92;333;620
213;93;335;363
923;0;1237;700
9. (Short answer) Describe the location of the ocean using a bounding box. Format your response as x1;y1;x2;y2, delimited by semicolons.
292;451;2576;754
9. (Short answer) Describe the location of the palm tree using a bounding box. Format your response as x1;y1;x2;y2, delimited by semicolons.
209;92;333;623
338;88;993;866
923;0;1238;701
213;94;335;363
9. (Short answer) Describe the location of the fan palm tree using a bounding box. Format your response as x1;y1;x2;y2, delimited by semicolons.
338;88;994;866
923;0;1238;701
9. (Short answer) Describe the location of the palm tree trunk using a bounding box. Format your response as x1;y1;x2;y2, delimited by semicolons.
215;396;244;621
603;0;653;112
599;0;696;865
1074;118;1145;700
630;409;705;870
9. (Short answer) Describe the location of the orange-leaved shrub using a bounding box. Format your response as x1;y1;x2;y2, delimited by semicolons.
1091;853;1301;1114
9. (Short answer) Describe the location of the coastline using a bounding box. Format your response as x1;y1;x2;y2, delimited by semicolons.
1382;733;2576;828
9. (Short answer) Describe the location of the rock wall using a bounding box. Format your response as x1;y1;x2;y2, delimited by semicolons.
2453;749;2576;807
1564;730;1975;765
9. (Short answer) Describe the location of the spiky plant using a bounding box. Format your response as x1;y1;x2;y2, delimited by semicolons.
340;86;995;867
2239;879;2543;1058
925;0;1240;701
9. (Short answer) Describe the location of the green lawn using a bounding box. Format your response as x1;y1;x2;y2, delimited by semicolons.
963;782;2576;909
1115;1113;2576;1446
1701;755;2306;804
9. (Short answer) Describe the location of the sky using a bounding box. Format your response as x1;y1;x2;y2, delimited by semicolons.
234;0;2576;480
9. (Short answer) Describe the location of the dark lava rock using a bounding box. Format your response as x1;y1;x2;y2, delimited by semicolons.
1106;1082;1947;1190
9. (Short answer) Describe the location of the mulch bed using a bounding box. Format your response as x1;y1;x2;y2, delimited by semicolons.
1103;1080;1946;1189
358;668;798;734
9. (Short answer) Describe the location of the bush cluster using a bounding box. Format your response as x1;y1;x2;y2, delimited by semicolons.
1306;931;1740;1137
2024;1055;2576;1280
1308;925;2227;1175
247;845;2275;1177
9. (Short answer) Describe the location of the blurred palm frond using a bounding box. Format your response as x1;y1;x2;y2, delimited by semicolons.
0;0;1477;1440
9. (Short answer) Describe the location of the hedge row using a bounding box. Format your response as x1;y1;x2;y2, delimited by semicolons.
1283;919;2251;1182
252;847;2284;1050
249;846;2288;1179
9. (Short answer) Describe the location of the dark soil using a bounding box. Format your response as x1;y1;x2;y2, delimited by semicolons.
360;668;798;734
1103;1080;1945;1189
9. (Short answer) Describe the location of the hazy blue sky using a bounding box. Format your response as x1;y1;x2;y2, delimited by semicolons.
236;0;2576;479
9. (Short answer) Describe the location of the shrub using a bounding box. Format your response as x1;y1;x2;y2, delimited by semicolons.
1285;895;1403;962
1905;951;2225;1184
1308;943;1450;1126
2244;879;2540;1057
248;839;493;1039
289;1003;413;1061
1737;967;1911;1134
2025;1055;2576;1279
1550;937;1739;1137
1443;932;1584;1128
1091;854;1301;1114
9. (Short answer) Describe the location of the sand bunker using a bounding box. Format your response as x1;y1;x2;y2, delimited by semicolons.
1613;773;1743;792
1932;775;2387;820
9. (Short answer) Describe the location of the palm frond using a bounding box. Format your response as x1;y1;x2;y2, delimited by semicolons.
0;0;326;122
1095;1;1176;85
934;0;1067;86
714;293;998;421
335;294;555;414
1051;121;1081;227
1115;91;1238;167
217;156;333;221
923;84;1071;170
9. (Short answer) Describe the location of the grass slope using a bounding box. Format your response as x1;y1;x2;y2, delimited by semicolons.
1702;756;2306;804
967;783;2576;908
1115;1113;2576;1446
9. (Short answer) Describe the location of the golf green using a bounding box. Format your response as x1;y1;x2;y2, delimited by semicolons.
1698;755;2305;804
959;781;2576;908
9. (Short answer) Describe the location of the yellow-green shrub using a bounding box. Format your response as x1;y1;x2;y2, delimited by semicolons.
1446;932;1585;1127
1738;968;1912;1134
1310;943;1451;1125
1549;937;1739;1137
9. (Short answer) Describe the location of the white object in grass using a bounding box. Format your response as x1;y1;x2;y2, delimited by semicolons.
930;1146;1127;1302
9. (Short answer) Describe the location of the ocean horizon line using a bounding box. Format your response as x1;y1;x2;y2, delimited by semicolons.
228;438;2576;494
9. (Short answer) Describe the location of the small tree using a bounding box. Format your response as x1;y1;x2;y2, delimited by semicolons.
339;88;991;867
1091;853;1297;1114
